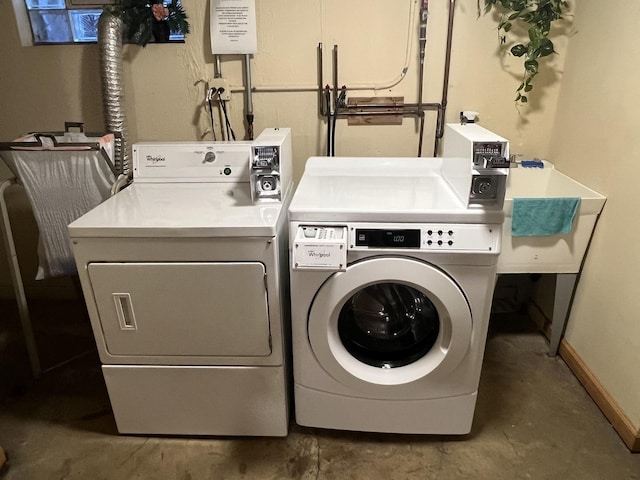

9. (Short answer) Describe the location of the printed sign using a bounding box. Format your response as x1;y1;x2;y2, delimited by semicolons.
210;0;257;54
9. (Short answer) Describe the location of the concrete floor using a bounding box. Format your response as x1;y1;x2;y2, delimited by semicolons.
1;298;639;480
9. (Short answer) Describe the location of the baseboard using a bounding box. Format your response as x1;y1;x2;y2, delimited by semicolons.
559;340;640;452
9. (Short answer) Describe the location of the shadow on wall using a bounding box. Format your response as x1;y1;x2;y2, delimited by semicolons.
79;44;107;131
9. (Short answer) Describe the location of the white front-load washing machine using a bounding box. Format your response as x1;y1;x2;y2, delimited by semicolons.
288;156;504;434
68;128;293;436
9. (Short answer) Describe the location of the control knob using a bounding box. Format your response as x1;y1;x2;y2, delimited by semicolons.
476;181;492;194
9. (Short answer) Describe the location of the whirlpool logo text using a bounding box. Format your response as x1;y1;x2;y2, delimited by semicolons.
307;250;331;259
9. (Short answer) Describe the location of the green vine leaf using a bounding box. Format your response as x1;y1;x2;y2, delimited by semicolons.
524;59;539;74
479;0;570;104
511;44;527;57
537;38;556;57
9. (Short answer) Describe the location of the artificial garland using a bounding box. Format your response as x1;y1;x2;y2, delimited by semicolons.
106;0;190;46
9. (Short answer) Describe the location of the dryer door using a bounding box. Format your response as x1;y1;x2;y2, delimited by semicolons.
308;256;472;386
88;262;271;357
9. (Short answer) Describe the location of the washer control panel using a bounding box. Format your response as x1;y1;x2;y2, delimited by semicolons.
349;223;501;253
292;223;501;270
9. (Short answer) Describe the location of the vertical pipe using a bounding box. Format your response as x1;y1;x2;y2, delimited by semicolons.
214;55;224;140
244;54;254;140
318;43;326;117
417;0;429;157
215;55;223;78
434;0;456;156
325;87;332;156
332;45;339;111
330;44;339;156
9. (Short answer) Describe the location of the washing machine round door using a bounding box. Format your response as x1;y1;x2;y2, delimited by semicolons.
308;256;472;386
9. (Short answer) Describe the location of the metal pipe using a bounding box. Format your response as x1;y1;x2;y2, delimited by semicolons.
211;55;224;141
215;55;223;78
337;102;440;118
434;0;456;155
244;54;254;140
244;55;254;116
331;88;347;156
318;43;326;116
332;45;339;110
325;87;332;156
234;85;318;93
341;102;441;111
338;110;423;117
417;0;429;156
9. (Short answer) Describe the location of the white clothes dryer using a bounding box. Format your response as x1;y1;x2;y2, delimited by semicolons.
69;128;292;436
288;156;504;434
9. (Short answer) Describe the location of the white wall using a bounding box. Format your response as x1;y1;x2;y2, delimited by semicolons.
546;1;640;429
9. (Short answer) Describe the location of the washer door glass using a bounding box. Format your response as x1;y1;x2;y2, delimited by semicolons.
308;256;473;386
338;283;439;368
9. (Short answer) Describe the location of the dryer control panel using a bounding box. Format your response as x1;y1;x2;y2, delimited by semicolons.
131;128;292;204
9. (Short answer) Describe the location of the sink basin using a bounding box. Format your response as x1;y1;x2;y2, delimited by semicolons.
498;161;606;274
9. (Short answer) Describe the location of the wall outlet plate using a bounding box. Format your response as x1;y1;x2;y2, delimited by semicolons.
208;78;231;101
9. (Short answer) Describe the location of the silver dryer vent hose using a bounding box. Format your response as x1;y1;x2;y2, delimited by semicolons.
98;11;130;177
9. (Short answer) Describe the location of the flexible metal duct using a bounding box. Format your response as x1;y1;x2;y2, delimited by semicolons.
98;11;130;176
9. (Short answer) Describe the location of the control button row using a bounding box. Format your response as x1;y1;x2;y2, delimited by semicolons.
426;240;455;247
425;229;455;237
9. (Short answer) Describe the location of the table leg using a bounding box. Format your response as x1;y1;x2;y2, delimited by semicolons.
548;272;578;356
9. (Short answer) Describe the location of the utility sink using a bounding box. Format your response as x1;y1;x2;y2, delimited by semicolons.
498;161;606;274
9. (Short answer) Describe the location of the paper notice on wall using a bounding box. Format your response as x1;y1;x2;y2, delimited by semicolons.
210;0;257;54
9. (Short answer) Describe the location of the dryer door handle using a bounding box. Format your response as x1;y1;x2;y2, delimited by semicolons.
113;293;137;331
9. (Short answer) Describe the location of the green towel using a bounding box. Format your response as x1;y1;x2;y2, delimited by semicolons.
512;197;580;237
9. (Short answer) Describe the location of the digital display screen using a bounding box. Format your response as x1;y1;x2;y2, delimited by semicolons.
355;229;421;248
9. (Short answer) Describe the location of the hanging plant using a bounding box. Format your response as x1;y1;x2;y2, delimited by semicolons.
106;0;190;46
479;0;570;103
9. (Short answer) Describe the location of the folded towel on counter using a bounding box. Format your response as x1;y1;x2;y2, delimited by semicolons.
512;197;581;237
